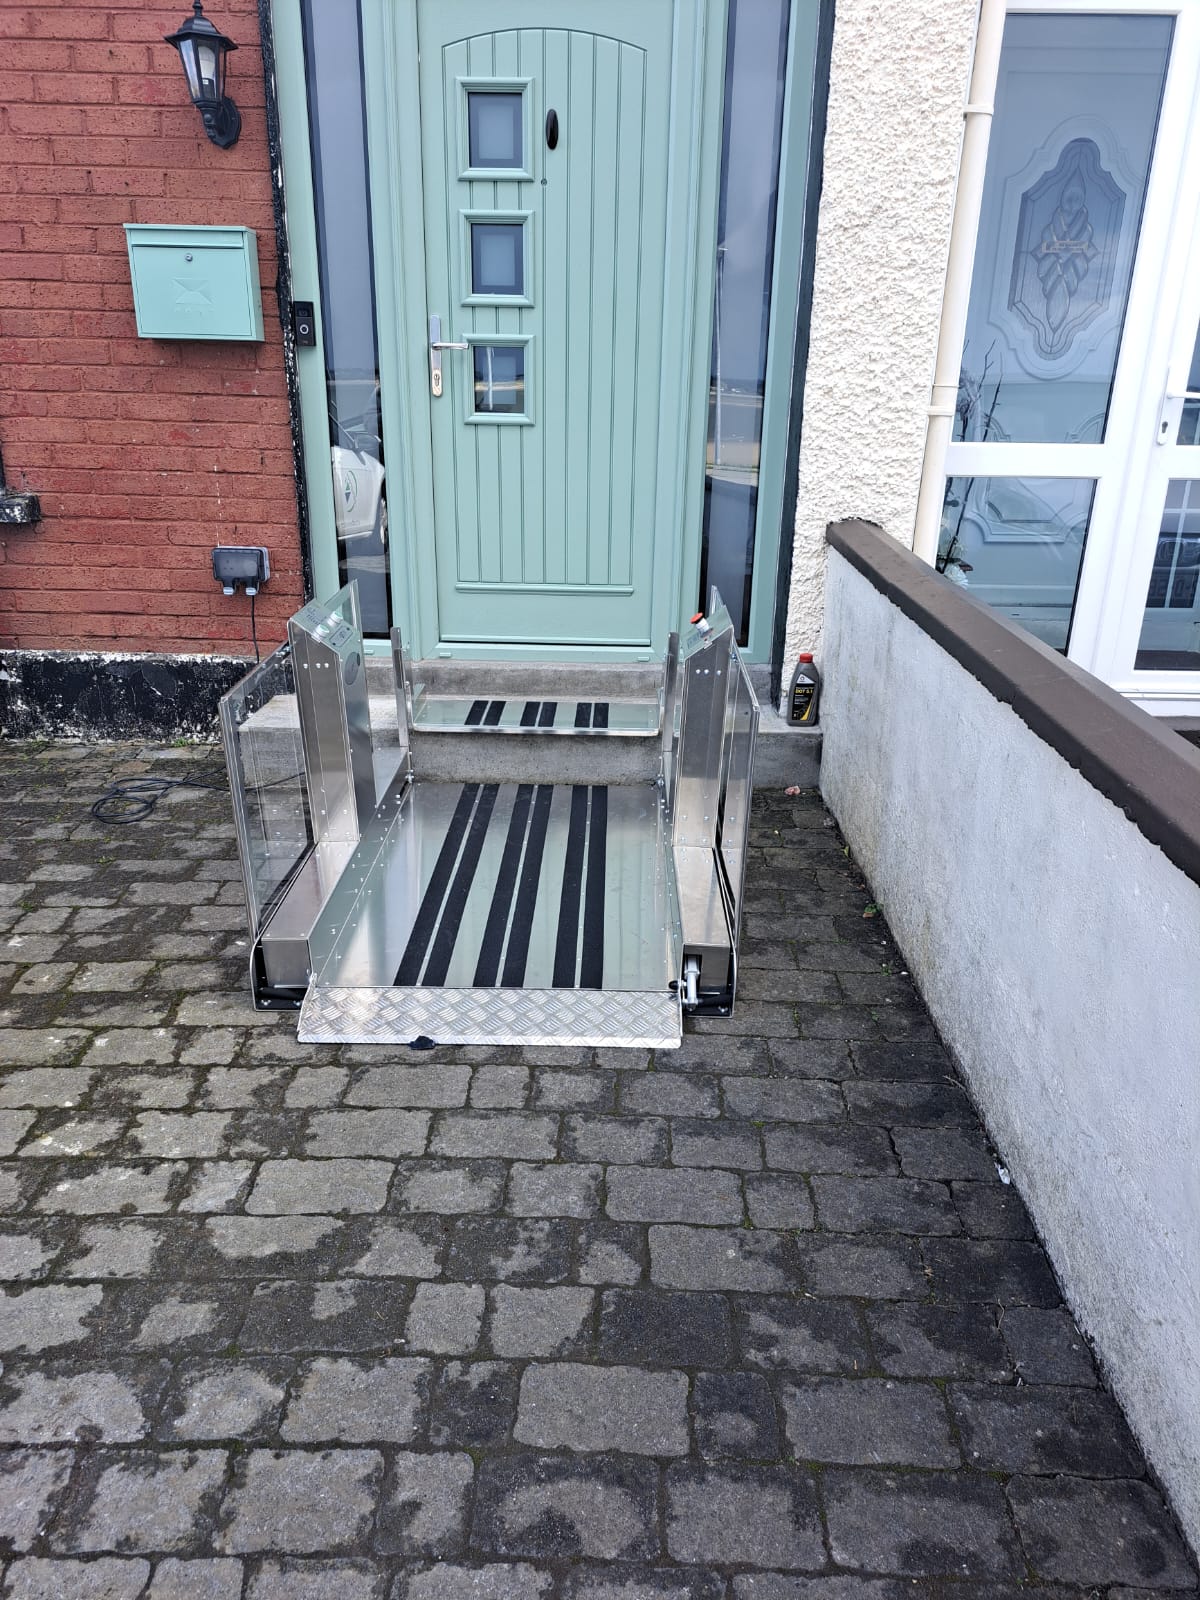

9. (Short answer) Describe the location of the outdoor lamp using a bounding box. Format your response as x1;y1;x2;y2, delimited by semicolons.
164;0;241;149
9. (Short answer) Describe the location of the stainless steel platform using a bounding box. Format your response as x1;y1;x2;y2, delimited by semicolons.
220;586;757;1049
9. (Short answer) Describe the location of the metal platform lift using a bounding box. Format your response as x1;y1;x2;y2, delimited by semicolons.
219;585;758;1049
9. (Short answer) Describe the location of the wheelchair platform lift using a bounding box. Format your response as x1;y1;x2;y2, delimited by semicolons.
220;585;758;1049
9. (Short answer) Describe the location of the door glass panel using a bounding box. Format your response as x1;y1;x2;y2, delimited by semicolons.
954;14;1172;447
300;0;390;635
1179;322;1200;446
473;346;525;414
470;223;524;297
1136;480;1200;670
699;0;790;644
468;93;522;169
938;476;1097;651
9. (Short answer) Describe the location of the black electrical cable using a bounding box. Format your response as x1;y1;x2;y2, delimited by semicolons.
250;589;261;663
89;769;229;826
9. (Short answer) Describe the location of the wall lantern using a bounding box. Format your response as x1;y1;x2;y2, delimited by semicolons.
164;1;241;149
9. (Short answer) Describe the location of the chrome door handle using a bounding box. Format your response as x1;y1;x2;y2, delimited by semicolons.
429;314;468;397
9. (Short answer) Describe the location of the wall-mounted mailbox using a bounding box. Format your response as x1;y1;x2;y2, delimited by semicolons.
124;224;265;342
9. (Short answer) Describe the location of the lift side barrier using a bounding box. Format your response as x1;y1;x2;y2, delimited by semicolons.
220;582;758;1045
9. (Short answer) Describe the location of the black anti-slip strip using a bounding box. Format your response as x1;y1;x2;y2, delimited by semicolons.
394;783;479;985
423;782;501;985
519;701;540;727
465;700;488;726
574;702;592;728
592;702;609;729
502;784;554;986
482;700;505;726
538;701;558;727
473;783;534;986
552;785;590;987
579;785;608;989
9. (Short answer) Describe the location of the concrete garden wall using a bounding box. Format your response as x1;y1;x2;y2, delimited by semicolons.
820;524;1200;1552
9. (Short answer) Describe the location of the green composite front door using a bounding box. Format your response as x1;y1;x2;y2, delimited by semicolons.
369;1;725;655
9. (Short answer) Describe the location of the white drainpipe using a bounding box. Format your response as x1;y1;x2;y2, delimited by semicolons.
912;0;1008;565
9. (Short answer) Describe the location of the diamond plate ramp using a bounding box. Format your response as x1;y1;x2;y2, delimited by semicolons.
298;985;682;1048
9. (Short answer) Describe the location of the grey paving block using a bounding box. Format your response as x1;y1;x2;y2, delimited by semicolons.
245;1562;385;1599
430;1113;558;1161
665;1462;823;1569
149;1559;244;1600
811;1175;959;1235
561;1570;726;1599
823;1468;1023;1577
59;1449;226;1552
920;1238;1061;1306
430;1361;519;1449
2;1558;152;1599
598;1289;732;1368
245;1160;394;1215
1007;1476;1197;1588
669;1119;762;1171
620;1074;719;1118
507;1161;602;1218
743;1174;815;1229
692;1371;780;1460
562;1115;668;1165
721;1077;843;1121
346;1065;471;1108
0;1284;102;1353
395;1566;553;1600
281;1357;432;1442
0;1449;73;1551
998;1305;1098;1385
238;1279;412;1353
649;1226;791;1292
394;1160;506;1215
471;1451;659;1561
951;1179;1036;1239
375;1450;474;1557
304;1110;431;1156
950;1383;1144;1475
763;1124;896;1176
782;1376;958;1466
892;1125;997;1181
733;1296;872;1375
447;1218;572;1285
515;1362;688;1455
799;1237;928;1299
166;1365;285;1440
489;1285;593;1358
0;1368;150;1443
606;1166;743;1224
406;1283;485;1356
216;1448;383;1553
865;1302;1011;1380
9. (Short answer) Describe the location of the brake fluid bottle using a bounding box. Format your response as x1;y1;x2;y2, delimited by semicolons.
788;653;821;725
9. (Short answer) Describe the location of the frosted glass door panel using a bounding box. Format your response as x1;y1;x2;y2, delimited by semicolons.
939;476;1096;651
954;14;1172;447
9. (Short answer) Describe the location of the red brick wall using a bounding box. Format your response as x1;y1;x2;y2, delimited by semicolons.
0;0;304;659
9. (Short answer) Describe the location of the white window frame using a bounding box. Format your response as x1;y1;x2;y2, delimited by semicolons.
942;0;1200;708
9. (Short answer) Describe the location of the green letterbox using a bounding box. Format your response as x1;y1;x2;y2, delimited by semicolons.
123;224;265;342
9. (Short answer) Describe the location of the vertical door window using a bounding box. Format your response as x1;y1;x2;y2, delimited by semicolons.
939;12;1172;650
301;0;390;635
1136;319;1200;670
699;0;791;645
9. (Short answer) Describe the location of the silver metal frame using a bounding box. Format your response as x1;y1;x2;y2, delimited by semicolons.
221;581;758;1041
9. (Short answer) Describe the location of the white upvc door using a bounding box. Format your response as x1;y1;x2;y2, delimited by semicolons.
1081;104;1200;712
940;0;1200;710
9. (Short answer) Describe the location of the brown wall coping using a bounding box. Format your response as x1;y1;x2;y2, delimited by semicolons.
825;518;1200;890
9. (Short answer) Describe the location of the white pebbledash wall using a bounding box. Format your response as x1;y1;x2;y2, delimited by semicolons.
821;546;1200;1551
782;0;979;666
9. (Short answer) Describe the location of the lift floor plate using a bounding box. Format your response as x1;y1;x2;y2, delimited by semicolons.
296;780;681;1048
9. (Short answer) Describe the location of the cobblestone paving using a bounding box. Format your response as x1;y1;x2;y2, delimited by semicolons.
0;740;1195;1599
